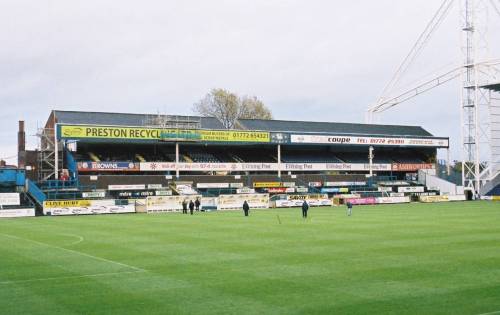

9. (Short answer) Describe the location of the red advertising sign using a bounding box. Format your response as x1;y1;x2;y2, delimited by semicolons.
391;163;435;172
346;197;377;205
267;187;288;193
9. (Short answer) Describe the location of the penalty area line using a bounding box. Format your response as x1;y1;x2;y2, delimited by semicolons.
0;233;146;272
60;233;85;246
0;270;145;285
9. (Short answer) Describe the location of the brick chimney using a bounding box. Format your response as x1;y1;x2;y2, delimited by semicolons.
18;120;26;168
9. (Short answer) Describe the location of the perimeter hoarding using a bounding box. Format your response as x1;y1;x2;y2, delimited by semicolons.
58;124;448;148
139;162;396;172
58;124;270;143
0;208;35;218
290;134;449;148
0;193;20;206
43;199;135;216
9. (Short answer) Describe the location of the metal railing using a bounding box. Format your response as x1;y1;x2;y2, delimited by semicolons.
26;180;47;205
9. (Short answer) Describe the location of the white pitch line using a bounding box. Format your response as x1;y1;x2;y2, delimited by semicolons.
0;270;145;285
476;311;500;315
61;233;85;246
0;233;145;272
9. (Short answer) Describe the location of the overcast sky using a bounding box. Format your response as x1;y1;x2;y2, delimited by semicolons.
1;0;499;164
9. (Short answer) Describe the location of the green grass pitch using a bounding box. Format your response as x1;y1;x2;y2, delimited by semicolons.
1;201;499;315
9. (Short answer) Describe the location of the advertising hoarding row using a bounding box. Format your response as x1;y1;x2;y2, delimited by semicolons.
77;161;435;173
145;194;268;212
59;124;448;148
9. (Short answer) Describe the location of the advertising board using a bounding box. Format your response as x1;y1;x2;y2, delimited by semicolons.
346;197;377;205
44;200;92;208
290;134;449;148
0;193;20;206
147;184;163;189
146;195;202;212
108;184;146;191
376;196;411;204
397;186;425;193
196;183;230;189
284;163;391;171
43;199;135;216
77;161;138;172
280;194;333;207
81;191;106;198
324;181;366;187
320;187;349;193
254;182;281;188
267;187;295;193
237;188;256;194
0;208;35;218
59;124;270;143
447;195;466;201
419;195;449;203
391;163;435;172
217;194;269;210
155;190;173;196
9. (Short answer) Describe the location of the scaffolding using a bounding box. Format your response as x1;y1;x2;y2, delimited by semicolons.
36;127;62;181
143;114;201;130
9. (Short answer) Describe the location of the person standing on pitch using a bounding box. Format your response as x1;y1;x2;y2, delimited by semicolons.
346;201;353;216
182;199;188;214
189;200;195;215
243;200;250;217
195;197;201;211
302;200;309;218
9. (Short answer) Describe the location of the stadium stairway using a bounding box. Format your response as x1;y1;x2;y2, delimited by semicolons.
135;154;146;162
26;180;47;212
418;169;464;195
480;172;500;196
88;152;100;162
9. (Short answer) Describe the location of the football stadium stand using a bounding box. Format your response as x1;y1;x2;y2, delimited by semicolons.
9;109;479;217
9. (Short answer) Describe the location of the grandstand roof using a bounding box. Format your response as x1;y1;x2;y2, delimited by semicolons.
481;82;500;92
53;110;225;130
52;110;434;137
238;119;433;137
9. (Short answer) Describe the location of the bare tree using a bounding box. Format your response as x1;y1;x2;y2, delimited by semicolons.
193;88;273;129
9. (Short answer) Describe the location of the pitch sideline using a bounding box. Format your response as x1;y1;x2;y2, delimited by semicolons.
0;270;145;285
0;233;146;272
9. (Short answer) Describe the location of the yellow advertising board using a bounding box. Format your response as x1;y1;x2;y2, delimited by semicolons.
43;200;92;208
59;125;270;143
289;194;328;200
419;195;449;203
253;182;282;188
